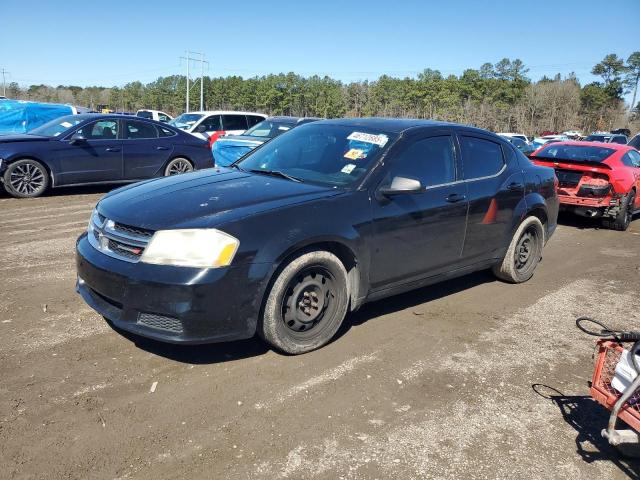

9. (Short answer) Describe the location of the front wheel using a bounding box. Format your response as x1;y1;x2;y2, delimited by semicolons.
164;157;193;176
259;251;349;354
492;216;545;283
3;159;50;198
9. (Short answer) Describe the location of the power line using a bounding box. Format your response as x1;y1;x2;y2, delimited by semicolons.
180;52;209;112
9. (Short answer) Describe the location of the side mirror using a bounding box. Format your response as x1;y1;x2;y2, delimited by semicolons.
379;176;423;196
69;132;86;145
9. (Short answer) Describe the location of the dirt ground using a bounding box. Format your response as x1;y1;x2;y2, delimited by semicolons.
0;185;639;480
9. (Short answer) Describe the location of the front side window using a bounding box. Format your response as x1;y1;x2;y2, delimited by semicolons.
222;114;248;131
78;120;119;140
459;136;505;179
237;123;397;187
125;120;158;139
383;136;456;188
200;115;222;131
169;113;203;131
626;150;640;167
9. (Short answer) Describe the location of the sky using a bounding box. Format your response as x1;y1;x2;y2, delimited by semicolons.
0;0;638;99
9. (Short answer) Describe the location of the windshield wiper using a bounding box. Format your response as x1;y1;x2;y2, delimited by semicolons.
247;169;303;183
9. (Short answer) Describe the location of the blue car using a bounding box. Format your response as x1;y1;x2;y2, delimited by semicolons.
212;116;320;166
0;114;213;198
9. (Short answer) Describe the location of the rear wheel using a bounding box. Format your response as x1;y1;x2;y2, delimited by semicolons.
164;157;193;176
259;250;349;354
604;190;635;231
3;159;49;198
492;216;545;283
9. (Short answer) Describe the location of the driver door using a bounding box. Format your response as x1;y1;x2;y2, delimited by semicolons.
368;133;468;290
56;119;123;185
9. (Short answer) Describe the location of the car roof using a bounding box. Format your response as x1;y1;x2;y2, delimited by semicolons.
543;140;633;151
312;117;485;135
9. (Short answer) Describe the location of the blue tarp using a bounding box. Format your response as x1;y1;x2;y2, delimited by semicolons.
0;100;74;135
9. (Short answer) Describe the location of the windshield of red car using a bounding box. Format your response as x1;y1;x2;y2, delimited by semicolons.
533;144;615;163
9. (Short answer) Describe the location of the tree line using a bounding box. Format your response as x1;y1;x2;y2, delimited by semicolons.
6;53;640;136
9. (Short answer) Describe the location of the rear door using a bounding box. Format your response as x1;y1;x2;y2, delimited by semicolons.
122;119;174;179
56;119;123;185
221;114;249;136
457;133;525;263
369;132;468;289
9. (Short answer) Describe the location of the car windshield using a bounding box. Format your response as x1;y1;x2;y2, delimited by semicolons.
28;115;87;137
169;113;203;130
236;123;397;187
533;144;615;162
243;119;296;138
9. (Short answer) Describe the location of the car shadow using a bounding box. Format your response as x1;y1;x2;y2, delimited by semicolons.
532;384;640;478
557;212;604;230
335;269;496;339
0;183;119;199
116;270;496;364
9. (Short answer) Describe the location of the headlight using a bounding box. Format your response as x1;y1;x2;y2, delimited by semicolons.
140;229;239;268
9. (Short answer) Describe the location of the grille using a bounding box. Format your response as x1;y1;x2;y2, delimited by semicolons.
137;313;183;333
88;211;153;263
114;222;154;238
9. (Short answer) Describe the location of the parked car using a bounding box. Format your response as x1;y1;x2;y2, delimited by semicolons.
497;132;530;144
530;141;640;230
212;116;320;166
136;109;173;123
584;133;628;144
0;114;213;198
628;134;640;150
76;118;558;354
169;111;267;140
499;134;535;155
0;100;83;135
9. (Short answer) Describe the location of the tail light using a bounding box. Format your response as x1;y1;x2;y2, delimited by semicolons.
208;131;225;149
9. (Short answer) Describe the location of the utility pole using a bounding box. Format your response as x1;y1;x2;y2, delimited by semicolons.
1;68;8;97
179;52;209;113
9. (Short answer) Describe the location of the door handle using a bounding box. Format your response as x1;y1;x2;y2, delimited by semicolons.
156;146;170;151
445;193;467;203
507;182;524;191
105;147;120;152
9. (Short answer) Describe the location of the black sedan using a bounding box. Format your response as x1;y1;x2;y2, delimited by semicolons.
76;119;559;354
0;114;213;198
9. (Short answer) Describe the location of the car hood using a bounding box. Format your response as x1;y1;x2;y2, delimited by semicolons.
0;134;51;143
98;168;338;230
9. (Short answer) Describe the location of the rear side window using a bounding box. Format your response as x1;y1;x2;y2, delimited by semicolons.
222;114;248;131
158;126;176;137
125;120;158;139
247;115;264;127
384;136;456;188
623;150;640;167
459;136;505;179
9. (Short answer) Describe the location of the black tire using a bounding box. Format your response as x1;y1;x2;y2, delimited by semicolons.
164;157;193;176
492;216;545;284
603;190;635;231
3;159;49;198
258;250;349;354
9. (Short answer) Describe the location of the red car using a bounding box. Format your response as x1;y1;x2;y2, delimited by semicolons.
530;141;640;230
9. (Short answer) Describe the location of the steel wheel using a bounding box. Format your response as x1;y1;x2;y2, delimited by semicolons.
165;158;193;176
282;268;337;336
3;159;49;198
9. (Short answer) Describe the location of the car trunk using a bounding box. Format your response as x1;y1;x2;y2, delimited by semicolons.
532;158;613;199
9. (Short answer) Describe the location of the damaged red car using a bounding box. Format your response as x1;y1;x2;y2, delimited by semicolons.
530;141;640;230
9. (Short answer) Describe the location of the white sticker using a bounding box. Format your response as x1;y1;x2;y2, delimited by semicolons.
341;163;356;174
347;131;388;147
61;121;72;128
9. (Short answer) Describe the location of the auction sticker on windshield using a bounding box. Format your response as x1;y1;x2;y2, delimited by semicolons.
347;132;389;147
344;148;366;160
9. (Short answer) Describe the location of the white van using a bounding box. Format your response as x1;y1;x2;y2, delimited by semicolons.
169;111;267;139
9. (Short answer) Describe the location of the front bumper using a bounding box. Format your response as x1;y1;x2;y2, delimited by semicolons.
76;233;273;344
